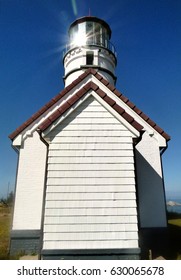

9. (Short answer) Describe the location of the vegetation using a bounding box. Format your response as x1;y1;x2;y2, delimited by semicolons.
0;191;14;259
167;211;181;260
0;206;12;259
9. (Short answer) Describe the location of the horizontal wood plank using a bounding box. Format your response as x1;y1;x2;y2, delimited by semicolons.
48;150;134;157
49;143;133;150
48;156;134;164
45;199;137;208
45;207;137;216
47;170;135;178
47;177;135;185
46;192;136;201
46;185;136;193
44;223;138;232
43;240;139;250
44;215;137;224
48;163;134;171
44;231;138;241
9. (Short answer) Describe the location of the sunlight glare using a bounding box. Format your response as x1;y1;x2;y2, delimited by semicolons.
73;32;87;46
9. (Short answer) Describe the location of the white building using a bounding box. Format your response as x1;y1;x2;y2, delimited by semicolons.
9;16;170;259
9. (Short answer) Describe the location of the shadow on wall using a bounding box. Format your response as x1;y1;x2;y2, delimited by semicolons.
135;149;168;259
135;149;167;228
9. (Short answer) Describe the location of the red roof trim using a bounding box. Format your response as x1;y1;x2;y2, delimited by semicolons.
39;81;144;133
9;68;170;141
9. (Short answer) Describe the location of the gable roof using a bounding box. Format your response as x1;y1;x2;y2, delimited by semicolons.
9;68;170;141
38;81;143;133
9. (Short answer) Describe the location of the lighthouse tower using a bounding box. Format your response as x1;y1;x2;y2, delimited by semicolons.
9;16;170;260
63;16;117;86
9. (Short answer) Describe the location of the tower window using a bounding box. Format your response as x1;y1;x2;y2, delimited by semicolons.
86;52;94;65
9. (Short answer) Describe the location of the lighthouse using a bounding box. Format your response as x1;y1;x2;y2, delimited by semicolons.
9;16;170;260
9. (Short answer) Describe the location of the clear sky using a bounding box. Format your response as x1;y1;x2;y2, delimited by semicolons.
0;0;180;199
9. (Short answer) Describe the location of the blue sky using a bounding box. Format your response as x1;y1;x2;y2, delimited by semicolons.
0;0;180;199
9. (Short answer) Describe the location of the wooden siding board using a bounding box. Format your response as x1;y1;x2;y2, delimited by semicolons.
47;170;135;178
51;130;133;137
47;163;134;171
45;207;137;216
45;199;137;208
46;192;136;201
48;150;134;157
44;232;138;241
49;143;133;150
43;240;139;250
46;185;136;193
51;136;133;143
47;177;136;185
44;215;138;224
48;156;134;164
44;223;138;232
43;96;138;250
51;124;130;131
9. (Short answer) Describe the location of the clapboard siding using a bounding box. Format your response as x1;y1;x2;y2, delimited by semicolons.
47;177;135;185
48;157;134;164
44;223;138;232
43;240;138;250
45;207;137;216
46;185;136;193
44;215;137;224
51;130;132;137
47;170;135;178
49;143;132;150
46;192;136;200
44;232;137;241
48;163;134;171
45;200;137;208
49;150;134;157
43;96;138;250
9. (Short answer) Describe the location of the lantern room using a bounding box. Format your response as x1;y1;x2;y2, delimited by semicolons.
63;16;117;86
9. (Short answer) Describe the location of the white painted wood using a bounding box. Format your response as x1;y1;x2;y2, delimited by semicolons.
44;231;138;241
46;192;136;201
47;170;135;178
44;223;138;233
45;207;137;216
46;185;136;193
44;215;137;225
43;240;139;250
51;136;132;143
43;96;138;250
48;163;134;171
48;156;134;164
48;150;134;157
47;177;135;185
51;130;132;137
49;143;133;150
53;123;131;131
45;199;137;208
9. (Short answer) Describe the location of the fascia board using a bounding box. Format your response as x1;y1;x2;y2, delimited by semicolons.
42;91;92;139
92;75;166;147
17;76;93;142
42;89;139;140
91;91;140;138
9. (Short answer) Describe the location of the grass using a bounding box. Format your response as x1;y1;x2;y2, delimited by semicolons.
0;206;12;260
0;206;181;260
167;212;181;260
